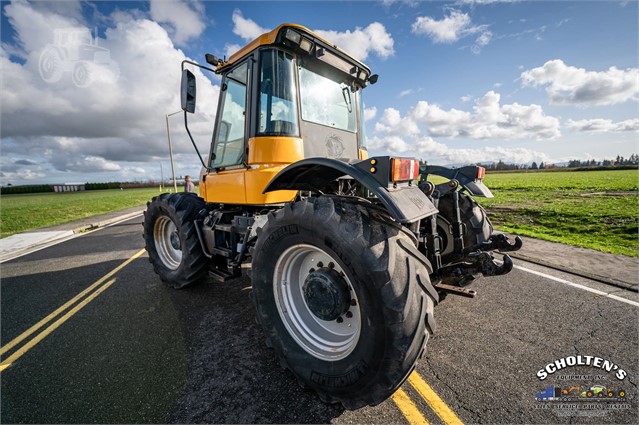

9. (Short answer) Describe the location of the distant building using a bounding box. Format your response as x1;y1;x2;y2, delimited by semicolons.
52;183;86;192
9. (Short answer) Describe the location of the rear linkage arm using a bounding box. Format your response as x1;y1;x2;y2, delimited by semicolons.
434;251;514;298
419;178;523;299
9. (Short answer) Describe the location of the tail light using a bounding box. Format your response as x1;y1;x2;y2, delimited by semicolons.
477;166;486;180
391;158;420;182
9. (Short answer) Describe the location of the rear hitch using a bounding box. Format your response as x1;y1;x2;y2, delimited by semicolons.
466;233;522;255
437;251;513;283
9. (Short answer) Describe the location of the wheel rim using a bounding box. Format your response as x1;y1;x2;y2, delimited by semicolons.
273;244;361;361
154;215;181;270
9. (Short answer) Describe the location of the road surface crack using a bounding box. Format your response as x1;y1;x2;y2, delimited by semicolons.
424;356;484;422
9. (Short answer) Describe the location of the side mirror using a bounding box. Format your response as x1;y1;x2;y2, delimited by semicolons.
181;69;196;113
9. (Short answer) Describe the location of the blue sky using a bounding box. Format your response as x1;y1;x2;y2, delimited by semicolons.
0;0;637;185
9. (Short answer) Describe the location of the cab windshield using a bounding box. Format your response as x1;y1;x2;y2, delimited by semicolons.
298;62;357;133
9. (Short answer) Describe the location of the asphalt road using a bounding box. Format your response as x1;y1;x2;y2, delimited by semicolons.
1;215;637;424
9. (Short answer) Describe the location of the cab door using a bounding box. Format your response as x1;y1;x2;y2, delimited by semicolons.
202;60;250;204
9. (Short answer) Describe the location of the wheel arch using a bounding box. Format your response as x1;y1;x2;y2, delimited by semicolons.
263;157;437;224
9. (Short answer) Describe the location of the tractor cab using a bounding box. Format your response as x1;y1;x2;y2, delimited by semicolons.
184;24;375;205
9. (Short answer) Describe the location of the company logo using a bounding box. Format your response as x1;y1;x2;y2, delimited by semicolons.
533;355;631;417
325;134;345;158
535;384;627;401
537;355;627;381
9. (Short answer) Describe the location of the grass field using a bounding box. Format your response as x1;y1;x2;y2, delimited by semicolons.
0;188;167;238
1;170;637;256
475;169;638;257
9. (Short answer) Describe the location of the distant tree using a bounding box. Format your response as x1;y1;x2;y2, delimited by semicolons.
531;161;538;170
539;162;544;169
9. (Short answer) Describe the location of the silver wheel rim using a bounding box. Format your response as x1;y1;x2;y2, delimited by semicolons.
154;215;181;270
273;244;361;361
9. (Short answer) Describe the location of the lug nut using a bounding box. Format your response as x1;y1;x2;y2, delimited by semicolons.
345;311;353;318
336;317;343;323
317;261;324;268
309;268;315;273
328;262;335;269
350;299;357;306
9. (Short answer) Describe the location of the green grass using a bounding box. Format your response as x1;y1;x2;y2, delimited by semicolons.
473;170;638;257
1;170;637;257
0;188;168;238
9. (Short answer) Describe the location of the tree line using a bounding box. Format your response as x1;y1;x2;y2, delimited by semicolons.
482;154;638;171
0;181;160;195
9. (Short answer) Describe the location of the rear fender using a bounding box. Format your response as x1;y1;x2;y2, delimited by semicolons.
422;165;493;198
263;157;437;224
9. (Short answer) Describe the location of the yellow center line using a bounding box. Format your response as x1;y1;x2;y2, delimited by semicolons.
408;372;464;425
392;387;430;425
0;248;146;357
0;278;119;372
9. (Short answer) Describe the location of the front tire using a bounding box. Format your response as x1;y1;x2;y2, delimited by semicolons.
251;197;438;409
143;193;207;288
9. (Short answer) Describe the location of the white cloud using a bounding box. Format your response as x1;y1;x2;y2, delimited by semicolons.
521;59;639;106
374;91;560;140
412;10;475;43
566;118;639;133
364;107;377;122
231;9;268;41
457;0;519;5
0;2;220;185
381;0;419;7
224;43;242;59
476;31;492;46
229;10;394;62
368;134;549;165
149;0;206;45
51;155;122;172
412;10;492;53
315;22;394;61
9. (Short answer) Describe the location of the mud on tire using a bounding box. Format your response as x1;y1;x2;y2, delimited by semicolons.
250;196;438;409
143;193;207;288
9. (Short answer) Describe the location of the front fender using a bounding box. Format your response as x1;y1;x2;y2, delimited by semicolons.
263;157;437;224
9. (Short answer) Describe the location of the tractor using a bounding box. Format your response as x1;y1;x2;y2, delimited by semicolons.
143;23;522;409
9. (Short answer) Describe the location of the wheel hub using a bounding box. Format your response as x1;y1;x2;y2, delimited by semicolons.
170;231;181;250
303;268;350;321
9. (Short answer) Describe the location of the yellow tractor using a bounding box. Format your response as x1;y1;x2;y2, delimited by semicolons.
143;24;521;409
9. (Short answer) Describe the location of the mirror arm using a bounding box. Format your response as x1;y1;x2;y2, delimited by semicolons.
183;111;210;171
181;59;218;74
180;60;218;172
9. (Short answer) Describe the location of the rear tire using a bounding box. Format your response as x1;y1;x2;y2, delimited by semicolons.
143;193;207;288
436;191;493;263
251;197;438;409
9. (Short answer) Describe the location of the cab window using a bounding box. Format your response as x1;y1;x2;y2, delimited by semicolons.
211;62;248;168
258;49;299;136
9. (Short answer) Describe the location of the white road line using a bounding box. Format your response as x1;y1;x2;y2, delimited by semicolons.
515;265;639;308
0;213;143;263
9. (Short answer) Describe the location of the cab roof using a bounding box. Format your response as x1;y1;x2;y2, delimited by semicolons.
216;23;373;88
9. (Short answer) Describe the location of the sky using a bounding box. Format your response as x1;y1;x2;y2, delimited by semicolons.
0;0;637;185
